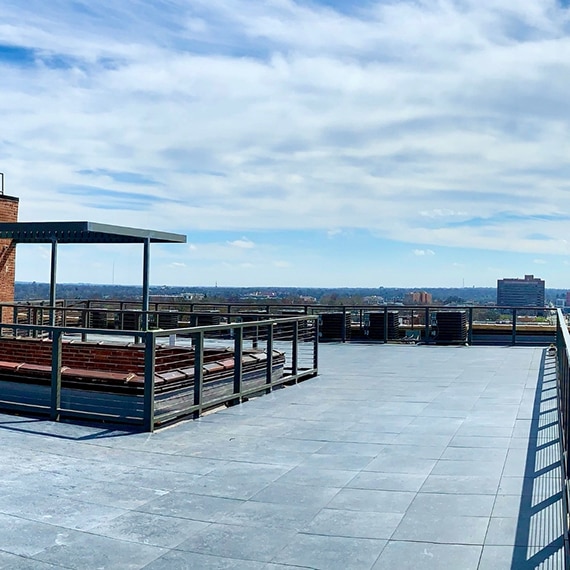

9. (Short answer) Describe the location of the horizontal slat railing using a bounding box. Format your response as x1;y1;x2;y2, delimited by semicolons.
0;315;319;432
555;310;570;563
1;301;558;346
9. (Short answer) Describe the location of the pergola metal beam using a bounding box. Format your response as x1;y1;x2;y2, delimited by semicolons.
0;221;186;244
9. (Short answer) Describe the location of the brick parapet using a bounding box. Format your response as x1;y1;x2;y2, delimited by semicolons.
0;338;195;374
0;195;19;323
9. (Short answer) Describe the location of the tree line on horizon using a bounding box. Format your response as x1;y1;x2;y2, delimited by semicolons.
14;282;569;306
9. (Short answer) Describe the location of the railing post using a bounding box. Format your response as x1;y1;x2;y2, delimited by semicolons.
512;308;517;345
81;309;88;342
424;307;430;343
266;323;274;394
341;306;347;343
383;306;388;344
233;327;243;403
292;320;299;381
38;307;43;337
193;331;204;418
142;331;156;432
252;321;259;349
50;329;62;421
313;316;319;372
468;307;473;345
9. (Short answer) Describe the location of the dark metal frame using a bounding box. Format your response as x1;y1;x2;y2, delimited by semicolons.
0;221;185;328
555;309;570;564
2;299;559;348
0;314;319;432
4;300;558;347
152;316;318;430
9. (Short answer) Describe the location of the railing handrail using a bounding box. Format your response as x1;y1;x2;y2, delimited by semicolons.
6;299;557;311
557;307;570;358
0;314;317;335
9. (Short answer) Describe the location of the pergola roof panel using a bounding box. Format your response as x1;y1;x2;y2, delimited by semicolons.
0;221;186;244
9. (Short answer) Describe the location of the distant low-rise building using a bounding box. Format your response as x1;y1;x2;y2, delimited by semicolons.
150;292;206;303
404;291;432;305
496;275;545;307
363;295;385;305
242;291;278;300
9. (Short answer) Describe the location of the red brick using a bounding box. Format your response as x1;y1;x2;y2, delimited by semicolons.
0;195;18;323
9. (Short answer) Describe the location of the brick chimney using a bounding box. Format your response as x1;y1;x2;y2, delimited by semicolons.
0;193;19;322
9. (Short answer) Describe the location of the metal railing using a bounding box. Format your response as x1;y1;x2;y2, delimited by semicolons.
308;304;556;346
3;300;560;346
556;309;570;557
0;315;319;432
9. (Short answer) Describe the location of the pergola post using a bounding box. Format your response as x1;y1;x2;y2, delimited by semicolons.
49;238;58;326
141;237;150;330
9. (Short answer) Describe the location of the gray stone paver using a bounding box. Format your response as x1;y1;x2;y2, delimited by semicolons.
0;551;62;570
0;345;564;569
175;523;297;562
33;531;167;569
372;541;482;570
302;508;404;539
270;533;387;570
391;511;491;544
89;511;211;549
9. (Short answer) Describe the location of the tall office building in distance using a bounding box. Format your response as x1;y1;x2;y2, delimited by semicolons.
497;274;545;307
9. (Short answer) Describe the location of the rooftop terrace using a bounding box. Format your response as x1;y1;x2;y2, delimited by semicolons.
0;343;564;569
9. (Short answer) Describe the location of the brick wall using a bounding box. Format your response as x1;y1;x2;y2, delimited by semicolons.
0;338;196;374
0;195;19;322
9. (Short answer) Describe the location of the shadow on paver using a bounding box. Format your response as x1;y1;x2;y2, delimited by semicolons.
510;350;566;569
0;416;136;441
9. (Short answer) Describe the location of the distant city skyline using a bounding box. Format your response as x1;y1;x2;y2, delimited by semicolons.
2;1;570;287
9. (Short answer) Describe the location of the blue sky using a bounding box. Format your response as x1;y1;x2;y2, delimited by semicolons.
2;0;570;288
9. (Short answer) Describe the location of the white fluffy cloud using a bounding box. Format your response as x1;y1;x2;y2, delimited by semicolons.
1;0;570;264
228;238;255;249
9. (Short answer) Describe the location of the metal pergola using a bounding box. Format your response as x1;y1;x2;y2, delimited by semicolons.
0;221;187;329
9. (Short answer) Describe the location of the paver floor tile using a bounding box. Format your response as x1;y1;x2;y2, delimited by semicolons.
371;541;481;570
271;533;387;570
